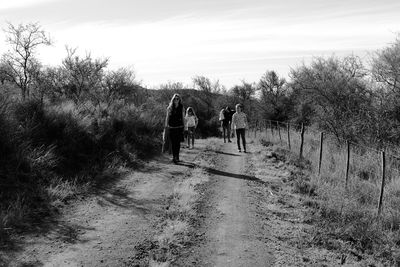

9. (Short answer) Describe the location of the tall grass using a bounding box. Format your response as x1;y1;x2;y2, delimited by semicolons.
256;125;400;263
0;98;164;234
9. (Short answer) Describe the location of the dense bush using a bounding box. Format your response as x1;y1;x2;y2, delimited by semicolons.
289;55;373;143
0;98;163;229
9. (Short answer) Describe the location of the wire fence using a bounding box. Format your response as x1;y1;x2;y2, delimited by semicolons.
249;120;400;221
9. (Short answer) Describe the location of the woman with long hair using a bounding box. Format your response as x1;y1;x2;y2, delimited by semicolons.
165;93;185;163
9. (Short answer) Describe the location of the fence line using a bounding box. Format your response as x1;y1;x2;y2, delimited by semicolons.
256;120;400;218
260;120;400;160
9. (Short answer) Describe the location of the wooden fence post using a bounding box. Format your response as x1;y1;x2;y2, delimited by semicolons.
345;141;350;187
299;123;305;159
270;121;274;137
318;132;324;176
287;123;291;150
378;150;386;216
278;122;282;145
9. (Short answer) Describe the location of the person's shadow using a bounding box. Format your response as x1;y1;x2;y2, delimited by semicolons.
176;161;266;184
215;151;241;157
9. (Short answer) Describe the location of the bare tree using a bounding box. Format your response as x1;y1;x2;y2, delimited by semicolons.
159;81;185;90
61;47;108;103
99;67;139;107
192;75;222;94
230;80;256;102
371;34;400;93
1;22;52;100
257;70;288;120
192;75;223;117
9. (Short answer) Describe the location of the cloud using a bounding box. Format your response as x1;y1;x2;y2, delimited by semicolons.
0;0;61;10
1;0;399;87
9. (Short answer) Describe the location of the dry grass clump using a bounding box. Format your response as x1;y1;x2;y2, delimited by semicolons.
0;196;27;228
46;176;90;205
156;219;189;248
151;143;218;266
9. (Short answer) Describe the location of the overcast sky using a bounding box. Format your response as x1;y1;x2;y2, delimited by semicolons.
0;0;399;88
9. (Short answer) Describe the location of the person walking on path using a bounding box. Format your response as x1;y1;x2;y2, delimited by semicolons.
221;106;233;143
165;93;185;163
185;107;198;149
231;104;248;153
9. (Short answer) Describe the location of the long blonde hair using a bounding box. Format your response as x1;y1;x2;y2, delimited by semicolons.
167;93;183;111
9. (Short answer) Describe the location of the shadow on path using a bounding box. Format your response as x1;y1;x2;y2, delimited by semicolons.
205;168;261;182
177;161;267;185
215;151;241;157
96;186;164;217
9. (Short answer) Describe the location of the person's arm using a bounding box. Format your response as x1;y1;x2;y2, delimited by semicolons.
181;108;185;127
184;115;188;130
231;114;236;131
195;116;199;128
165;107;170;128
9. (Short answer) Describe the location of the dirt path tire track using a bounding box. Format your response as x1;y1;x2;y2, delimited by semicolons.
208;143;275;266
174;140;276;267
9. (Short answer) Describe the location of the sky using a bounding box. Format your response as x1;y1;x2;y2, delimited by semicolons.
0;0;399;88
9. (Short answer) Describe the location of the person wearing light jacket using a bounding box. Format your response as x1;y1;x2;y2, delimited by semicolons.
184;107;198;149
231;103;248;153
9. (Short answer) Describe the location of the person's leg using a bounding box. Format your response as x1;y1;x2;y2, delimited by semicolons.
241;129;247;152
223;125;227;143
170;129;180;162
187;128;192;148
177;130;181;161
187;130;190;148
227;126;231;142
236;129;241;151
190;128;195;147
171;139;177;161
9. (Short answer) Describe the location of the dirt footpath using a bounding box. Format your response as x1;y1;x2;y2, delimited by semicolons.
173;138;344;267
3;137;349;267
2;141;203;267
189;143;275;266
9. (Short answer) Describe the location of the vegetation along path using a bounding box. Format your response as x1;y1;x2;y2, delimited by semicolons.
1;137;385;266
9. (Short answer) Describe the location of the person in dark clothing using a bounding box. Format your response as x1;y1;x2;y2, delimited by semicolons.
165;93;185;164
221;106;233;143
